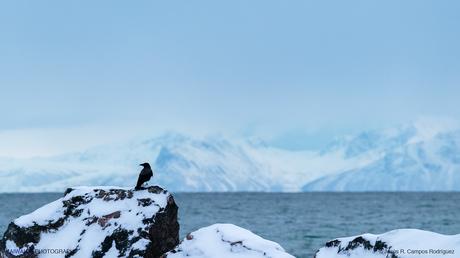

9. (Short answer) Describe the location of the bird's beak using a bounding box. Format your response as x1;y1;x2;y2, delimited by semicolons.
139;164;143;166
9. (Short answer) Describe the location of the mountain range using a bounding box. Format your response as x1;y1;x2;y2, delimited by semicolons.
1;120;459;192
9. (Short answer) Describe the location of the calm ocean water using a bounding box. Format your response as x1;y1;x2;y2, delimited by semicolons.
1;192;459;258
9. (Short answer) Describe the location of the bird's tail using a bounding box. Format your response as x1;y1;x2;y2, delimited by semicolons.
135;178;142;190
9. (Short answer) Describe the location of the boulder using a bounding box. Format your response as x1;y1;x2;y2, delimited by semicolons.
314;229;460;258
164;223;295;258
0;186;179;258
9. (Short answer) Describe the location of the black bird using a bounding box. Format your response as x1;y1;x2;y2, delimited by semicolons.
135;162;153;190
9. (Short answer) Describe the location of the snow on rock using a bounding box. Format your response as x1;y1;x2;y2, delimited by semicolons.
0;186;179;258
314;229;460;258
165;223;295;258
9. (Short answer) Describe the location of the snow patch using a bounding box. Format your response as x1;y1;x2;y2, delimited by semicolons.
166;223;295;258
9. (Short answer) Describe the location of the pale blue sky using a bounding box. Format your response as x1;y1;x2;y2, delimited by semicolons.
0;0;459;156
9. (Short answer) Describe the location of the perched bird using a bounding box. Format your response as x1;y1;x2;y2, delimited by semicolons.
135;162;153;190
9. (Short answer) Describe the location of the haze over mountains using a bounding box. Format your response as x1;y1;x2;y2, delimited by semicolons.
1;120;459;192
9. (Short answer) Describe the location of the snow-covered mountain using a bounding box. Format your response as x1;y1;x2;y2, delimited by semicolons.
0;132;374;192
1;120;460;192
304;121;460;191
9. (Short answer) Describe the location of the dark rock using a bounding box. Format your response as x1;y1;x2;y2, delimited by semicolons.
148;196;179;258
324;239;340;248
315;236;398;258
344;236;373;251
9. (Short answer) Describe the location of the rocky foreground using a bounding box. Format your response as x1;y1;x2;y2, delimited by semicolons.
0;186;294;258
4;185;459;258
315;229;460;258
0;186;179;258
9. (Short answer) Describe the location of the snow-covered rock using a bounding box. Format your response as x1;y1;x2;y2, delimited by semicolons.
165;224;295;258
314;229;460;258
0;186;179;258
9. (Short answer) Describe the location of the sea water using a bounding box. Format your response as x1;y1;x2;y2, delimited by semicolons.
1;192;459;258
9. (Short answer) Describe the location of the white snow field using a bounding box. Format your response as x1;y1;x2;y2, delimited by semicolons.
315;229;460;258
166;223;295;258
